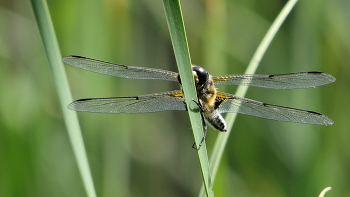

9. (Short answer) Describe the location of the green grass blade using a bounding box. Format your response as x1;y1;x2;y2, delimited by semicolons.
162;0;214;196
199;0;299;196
30;1;96;197
319;187;332;197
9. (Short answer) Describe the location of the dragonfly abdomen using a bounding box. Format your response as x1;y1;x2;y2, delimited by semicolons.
205;111;227;131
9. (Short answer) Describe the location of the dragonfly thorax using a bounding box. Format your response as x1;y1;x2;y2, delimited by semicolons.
192;66;217;111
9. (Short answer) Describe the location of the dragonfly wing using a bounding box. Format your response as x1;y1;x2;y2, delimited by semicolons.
213;72;335;89
216;92;334;125
68;91;186;113
63;55;179;82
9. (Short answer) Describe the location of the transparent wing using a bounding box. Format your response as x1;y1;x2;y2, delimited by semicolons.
63;55;179;82
68;91;186;113
213;72;335;89
216;92;334;125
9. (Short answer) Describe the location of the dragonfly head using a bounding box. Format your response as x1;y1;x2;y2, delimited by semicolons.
177;65;209;91
192;66;209;90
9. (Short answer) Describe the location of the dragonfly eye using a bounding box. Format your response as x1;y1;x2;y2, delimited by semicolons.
177;66;209;89
192;66;209;88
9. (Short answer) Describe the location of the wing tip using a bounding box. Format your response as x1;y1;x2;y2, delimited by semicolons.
322;117;334;126
67;101;78;111
308;114;334;126
311;71;336;84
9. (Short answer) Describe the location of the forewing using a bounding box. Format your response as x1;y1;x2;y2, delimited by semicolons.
216;92;334;125
63;55;179;82
68;91;186;113
213;72;335;89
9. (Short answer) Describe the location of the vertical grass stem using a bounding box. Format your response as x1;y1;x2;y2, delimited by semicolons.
30;0;97;197
162;0;214;196
199;0;299;196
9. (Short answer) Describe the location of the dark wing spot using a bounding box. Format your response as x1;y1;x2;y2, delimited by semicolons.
306;110;322;115
75;98;93;102
307;71;322;74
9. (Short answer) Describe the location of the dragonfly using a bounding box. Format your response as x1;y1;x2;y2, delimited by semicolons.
63;55;335;134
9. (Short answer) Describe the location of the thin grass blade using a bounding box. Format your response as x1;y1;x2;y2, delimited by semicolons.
199;0;299;196
30;1;96;197
162;0;214;196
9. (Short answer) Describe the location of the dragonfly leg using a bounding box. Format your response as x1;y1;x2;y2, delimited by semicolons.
191;99;208;150
183;101;188;111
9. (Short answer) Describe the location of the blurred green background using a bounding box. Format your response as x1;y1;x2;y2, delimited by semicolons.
1;0;349;196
